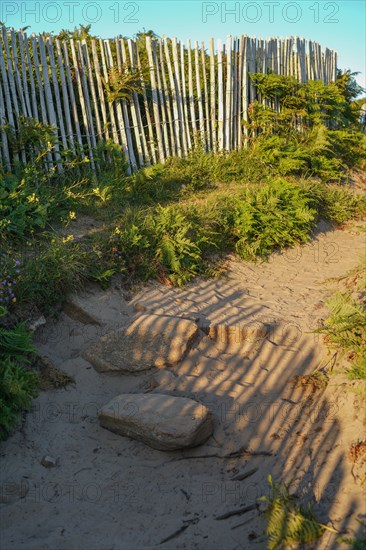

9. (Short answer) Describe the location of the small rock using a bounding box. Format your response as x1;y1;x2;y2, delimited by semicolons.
41;455;58;468
99;393;213;450
84;314;199;373
28;316;47;333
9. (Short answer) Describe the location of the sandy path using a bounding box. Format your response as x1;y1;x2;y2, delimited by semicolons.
1;221;365;550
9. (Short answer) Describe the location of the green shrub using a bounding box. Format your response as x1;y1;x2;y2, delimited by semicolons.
230;180;316;260
316;290;366;380
146;205;209;286
0;306;38;439
15;237;88;313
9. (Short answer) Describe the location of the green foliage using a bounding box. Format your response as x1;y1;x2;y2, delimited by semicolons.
15;237;88;313
0;307;38;439
112;204;213;286
103;66;144;103
316;285;366;380
0;174;52;239
336;70;365;104
147;205;208;286
230;180;316;260
252;124;366;181
249;72;362;131
260;475;333;549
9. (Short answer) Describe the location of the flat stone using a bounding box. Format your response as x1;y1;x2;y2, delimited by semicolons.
99;393;213;450
64;286;131;326
83;314;199;373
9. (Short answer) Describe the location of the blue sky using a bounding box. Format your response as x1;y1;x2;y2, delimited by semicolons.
3;0;365;89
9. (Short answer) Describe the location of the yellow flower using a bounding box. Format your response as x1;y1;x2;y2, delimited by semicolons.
69;211;76;220
27;193;38;203
62;235;74;243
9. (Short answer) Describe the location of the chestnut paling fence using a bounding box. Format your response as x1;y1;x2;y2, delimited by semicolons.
0;28;337;173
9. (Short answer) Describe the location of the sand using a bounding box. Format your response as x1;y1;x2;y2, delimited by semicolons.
1;219;365;550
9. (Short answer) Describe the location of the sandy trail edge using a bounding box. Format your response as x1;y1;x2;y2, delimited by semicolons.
1;221;365;550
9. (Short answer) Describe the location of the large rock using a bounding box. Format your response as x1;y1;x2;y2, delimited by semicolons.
99;393;213;450
83;314;199;373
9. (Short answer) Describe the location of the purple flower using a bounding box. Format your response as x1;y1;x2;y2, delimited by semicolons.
15;260;21;266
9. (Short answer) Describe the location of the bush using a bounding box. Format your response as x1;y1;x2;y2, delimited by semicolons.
0;306;38;439
316;289;366;381
230;179;316;259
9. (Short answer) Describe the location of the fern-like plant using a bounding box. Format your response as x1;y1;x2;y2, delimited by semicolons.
260;475;336;550
316;291;366;380
232;179;316;260
0;307;39;439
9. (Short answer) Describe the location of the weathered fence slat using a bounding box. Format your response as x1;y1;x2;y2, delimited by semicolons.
201;41;211;151
180;41;191;151
136;40;156;164
209;37;216;152
55;39;74;150
164;37;182;157
187;39;197;145
217;39;224;151
146;36;165;163
62;41;84;156
47;37;68;150
70;39;94;168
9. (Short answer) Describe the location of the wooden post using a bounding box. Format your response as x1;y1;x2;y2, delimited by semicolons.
9;29;28;118
209;37;216;152
32;35;53;166
157;38;175;158
225;36;232;151
242;36;249;145
47;37;68;150
217;38;224;151
91;39;110;142
194;41;205;149
180;41;191;151
17;31;33;118
55;39;74;150
22;32;38;120
146;35;165;163
136;40;156;164
153;38;170;159
164;37;182;157
70;38;95;167
201;41;211;151
104;39;135;171
0;76;11;169
187;40;197;145
237;35;244;148
121;38;145;166
62;41;84;156
39;35;62;169
172;37;187;156
232;36;238;150
82;39;103;144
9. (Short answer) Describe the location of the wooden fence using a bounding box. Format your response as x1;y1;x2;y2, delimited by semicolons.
0;28;337;173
